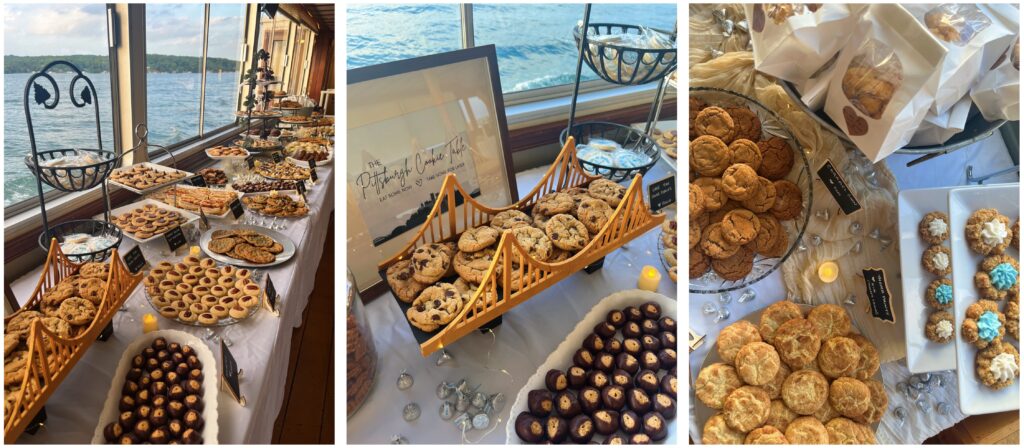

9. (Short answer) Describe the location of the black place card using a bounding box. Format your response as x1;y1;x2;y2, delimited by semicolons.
648;175;676;212
123;245;147;274
198;207;210;231
163;226;187;252
229;199;245;219
295;180;306;195
264;275;279;314
220;340;246;406
862;268;895;323
307;159;317;170
308;165;318;183
817;160;861;215
186;174;207;188
245;156;255;169
272;152;283;163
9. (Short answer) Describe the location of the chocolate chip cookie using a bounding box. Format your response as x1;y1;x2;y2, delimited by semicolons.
458;225;500;252
588;179;627;208
722;209;761;246
695;107;737;143
729;138;763;171
406;283;463;332
721;164;760;201
577;198;614;235
534;192;574;215
690;136;732;177
770;180;803;221
58;297;97;326
453;247;498;284
511;226;554;262
411;244;452;284
757;137;795;180
490;209;532;232
545;214;590;251
386;260;428;303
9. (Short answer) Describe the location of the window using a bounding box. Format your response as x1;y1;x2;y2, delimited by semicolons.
258;13;294;93
346;4;462;69
3;3;114;208
145;3;248;152
204;4;247;130
345;3;677;94
145;4;205;147
288;26;313;95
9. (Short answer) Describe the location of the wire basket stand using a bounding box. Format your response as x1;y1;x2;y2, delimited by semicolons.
562;4;678;182
22;60;122;262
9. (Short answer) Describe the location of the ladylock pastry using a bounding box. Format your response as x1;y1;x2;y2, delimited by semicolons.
961;300;1005;349
734;342;781;386
695;362;743;409
780;370;828;415
716;320;762;364
975;340;1019;390
722;385;770;432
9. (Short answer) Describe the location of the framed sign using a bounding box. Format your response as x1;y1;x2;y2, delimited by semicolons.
347;45;516;296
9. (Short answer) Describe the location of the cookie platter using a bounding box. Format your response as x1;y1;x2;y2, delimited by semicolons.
504;290;677;444
147;185;243;219
897;187;961;373
198;225;296;268
106;162;192;195
377;137;666;356
948;183;1019;415
104;199;201;244
4;241;143;443
141;260;263;327
691;303;883;444
90;330;219;444
688;87;813;294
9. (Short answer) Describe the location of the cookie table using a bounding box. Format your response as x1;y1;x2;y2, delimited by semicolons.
8;163;335;444
688;134;1018;444
346;162;679;443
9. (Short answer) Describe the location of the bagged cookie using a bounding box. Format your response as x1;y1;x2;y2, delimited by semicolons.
970;36;1020;121
745;3;864;84
903;4;1018;115
908;94;972;146
824;4;947;162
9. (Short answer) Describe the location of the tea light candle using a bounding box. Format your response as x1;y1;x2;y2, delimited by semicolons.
818;261;839;283
142;313;159;334
637;266;661;291
189;245;201;257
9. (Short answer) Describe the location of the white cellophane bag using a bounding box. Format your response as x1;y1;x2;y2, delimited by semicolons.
745;3;863;84
903;4;1018;115
824;4;948;162
908;94;972;146
794;52;843;111
971;37;1020;121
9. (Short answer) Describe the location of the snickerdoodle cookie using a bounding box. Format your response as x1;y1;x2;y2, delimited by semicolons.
829;377;871;418
784;416;829;444
717;320;763;364
852;379;888;425
723;386;771;432
816;336;862;379
744;425;788;444
807;304;852;341
696;362;744;409
772;318;822;368
781;370;828;415
758;300;803;344
847;334;881;380
702;413;746;444
765;399;798;432
735;342;782;386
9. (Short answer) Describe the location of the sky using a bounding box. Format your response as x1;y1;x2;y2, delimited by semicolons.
3;3;246;60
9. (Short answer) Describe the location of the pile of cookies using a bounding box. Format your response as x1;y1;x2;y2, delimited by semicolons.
239;139;281;151
143;254;262;325
660;219;678;282
5;261;110;411
285;140;331;162
205;145;248;158
697;302;884;444
689;98;802;282
654;129;678;159
113;204;189;240
196;168;227;186
959;208;1019;390
100;337;207;444
386;179;629;333
148;185;239;216
280;115;311;123
254;160;310;181
206;228;284;265
242;193;309;218
110;164;187;191
513;302;677;444
918;211;956;344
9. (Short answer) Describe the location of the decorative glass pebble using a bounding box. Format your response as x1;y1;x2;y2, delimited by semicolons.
472;413;490;429
796;240;808;252
718;292;732;305
436;349;454;366
893;407;907;427
402;403;421;422
815;209;832;221
437;381;455;400
869;228;882;240
738;289;756;303
440;401;455;420
915;398;929;412
390;434;408;444
849;222;863;235
714;307;731;323
879;237;893;251
397;372;414;390
702;302;718;315
936;402;952;416
472;391;488;409
849;241;863;255
809;234;823;246
843;294;857;306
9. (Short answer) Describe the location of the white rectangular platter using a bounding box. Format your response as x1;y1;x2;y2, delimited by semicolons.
91;329;219;444
948;183;1019;415
897;186;958;373
505;290;677;444
149;185;242;219
107;162;191;195
103;199;200;244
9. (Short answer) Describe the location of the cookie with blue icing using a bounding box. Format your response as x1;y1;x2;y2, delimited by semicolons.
925;278;954;310
961;300;1005;349
975;254;1019;301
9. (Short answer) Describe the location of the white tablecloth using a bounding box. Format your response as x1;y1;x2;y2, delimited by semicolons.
347;159;681;443
688;132;1018;444
10;163;335;444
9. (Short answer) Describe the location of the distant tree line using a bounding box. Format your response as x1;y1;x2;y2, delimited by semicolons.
4;54;240;74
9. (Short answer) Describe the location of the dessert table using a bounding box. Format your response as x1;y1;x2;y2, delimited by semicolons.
9;162;336;444
688;133;1018;444
346;159;680;443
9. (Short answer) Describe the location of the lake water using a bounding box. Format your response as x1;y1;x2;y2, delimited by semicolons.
4;71;240;207
346;3;678;92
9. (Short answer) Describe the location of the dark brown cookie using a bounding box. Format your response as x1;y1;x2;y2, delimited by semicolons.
770;180;803;221
757;137;795;180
